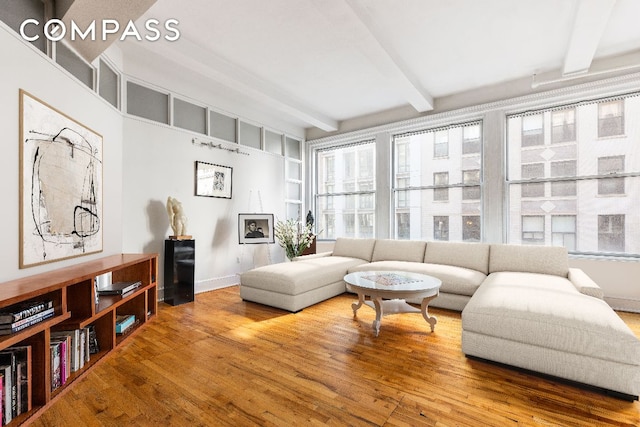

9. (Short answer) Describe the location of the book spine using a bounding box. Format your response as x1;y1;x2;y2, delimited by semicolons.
5;311;54;334
7;307;55;329
0;301;53;324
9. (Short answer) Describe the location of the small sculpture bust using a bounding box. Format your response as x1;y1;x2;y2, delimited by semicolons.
306;210;314;229
166;196;188;237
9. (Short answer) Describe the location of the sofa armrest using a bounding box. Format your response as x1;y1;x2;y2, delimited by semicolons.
569;268;604;299
292;251;333;261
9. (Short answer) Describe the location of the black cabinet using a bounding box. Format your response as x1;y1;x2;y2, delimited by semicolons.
164;239;195;306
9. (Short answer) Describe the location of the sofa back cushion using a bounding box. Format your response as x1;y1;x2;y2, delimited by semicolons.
332;238;376;262
371;239;426;263
424;241;490;274
489;244;569;277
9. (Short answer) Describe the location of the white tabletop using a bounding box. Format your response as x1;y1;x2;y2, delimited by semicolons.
344;270;441;292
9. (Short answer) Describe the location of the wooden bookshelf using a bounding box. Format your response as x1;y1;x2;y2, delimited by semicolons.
0;253;158;426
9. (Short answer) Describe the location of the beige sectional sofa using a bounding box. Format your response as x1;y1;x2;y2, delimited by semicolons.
239;237;640;399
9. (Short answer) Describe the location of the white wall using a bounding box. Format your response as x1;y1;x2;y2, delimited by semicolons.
0;26;124;283
121;117;287;295
0;24;293;295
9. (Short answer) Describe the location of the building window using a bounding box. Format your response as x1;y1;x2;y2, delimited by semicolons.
551;108;576;143
397;178;409;207
344;152;355;179
324;214;335;238
522;114;544;147
522;216;545;244
434;216;449;241
462;170;480;200
433;172;449;201
598;215;625;252
598;100;624;137
552;215;576;251
463;124;481;154
397;213;410;239
359;213;374;238
550;160;577;197
598;156;625;195
344;214;355;237
396;142;410;173
434;130;448;158
521;163;545;197
462;216;481;242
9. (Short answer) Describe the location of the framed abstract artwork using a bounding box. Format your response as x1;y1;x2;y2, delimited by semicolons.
19;89;103;268
238;213;274;244
195;161;233;199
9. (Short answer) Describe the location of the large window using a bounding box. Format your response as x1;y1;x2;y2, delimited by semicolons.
315;141;375;239
392;122;482;241
506;93;640;256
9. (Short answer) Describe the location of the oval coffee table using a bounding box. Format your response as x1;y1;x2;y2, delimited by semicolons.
344;271;442;336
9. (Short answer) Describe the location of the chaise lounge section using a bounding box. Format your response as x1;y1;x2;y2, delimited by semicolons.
239;237;640;399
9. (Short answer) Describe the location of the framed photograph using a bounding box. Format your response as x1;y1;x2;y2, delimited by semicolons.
238;213;274;244
195;161;232;199
19;89;103;268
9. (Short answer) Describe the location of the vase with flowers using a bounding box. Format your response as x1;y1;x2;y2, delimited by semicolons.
274;218;316;261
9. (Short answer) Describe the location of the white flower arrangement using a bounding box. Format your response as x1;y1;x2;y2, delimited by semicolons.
274;218;316;260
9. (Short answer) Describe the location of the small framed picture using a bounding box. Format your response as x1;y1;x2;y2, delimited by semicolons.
195;161;232;199
238;213;274;244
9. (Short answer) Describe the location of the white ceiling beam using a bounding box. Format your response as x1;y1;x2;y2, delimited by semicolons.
343;0;434;112
563;0;617;76
60;0;157;63
127;38;339;132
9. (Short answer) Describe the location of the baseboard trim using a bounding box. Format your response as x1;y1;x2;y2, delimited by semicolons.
605;296;640;314
196;274;240;294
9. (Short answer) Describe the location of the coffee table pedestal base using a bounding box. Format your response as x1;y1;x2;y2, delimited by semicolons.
351;293;438;336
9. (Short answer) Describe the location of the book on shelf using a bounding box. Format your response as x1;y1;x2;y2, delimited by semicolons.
50;341;62;392
0;300;53;324
0;364;11;425
51;330;80;372
98;281;141;296
88;325;100;354
115;314;136;334
0;345;32;420
11;346;31;416
0;351;16;420
0;307;55;336
50;336;70;386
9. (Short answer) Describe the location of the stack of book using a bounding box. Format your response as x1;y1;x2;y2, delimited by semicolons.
0;301;54;336
115;314;136;334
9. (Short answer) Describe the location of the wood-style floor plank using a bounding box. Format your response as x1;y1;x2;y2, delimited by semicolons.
30;286;640;426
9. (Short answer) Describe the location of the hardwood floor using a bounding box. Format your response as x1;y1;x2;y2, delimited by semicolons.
31;286;640;426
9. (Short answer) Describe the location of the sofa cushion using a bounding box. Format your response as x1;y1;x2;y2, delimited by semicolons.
332;238;376;261
489;244;569;277
241;256;368;295
568;268;604;299
462;272;640;366
424;241;490;274
371;239;426;263
349;261;486;297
